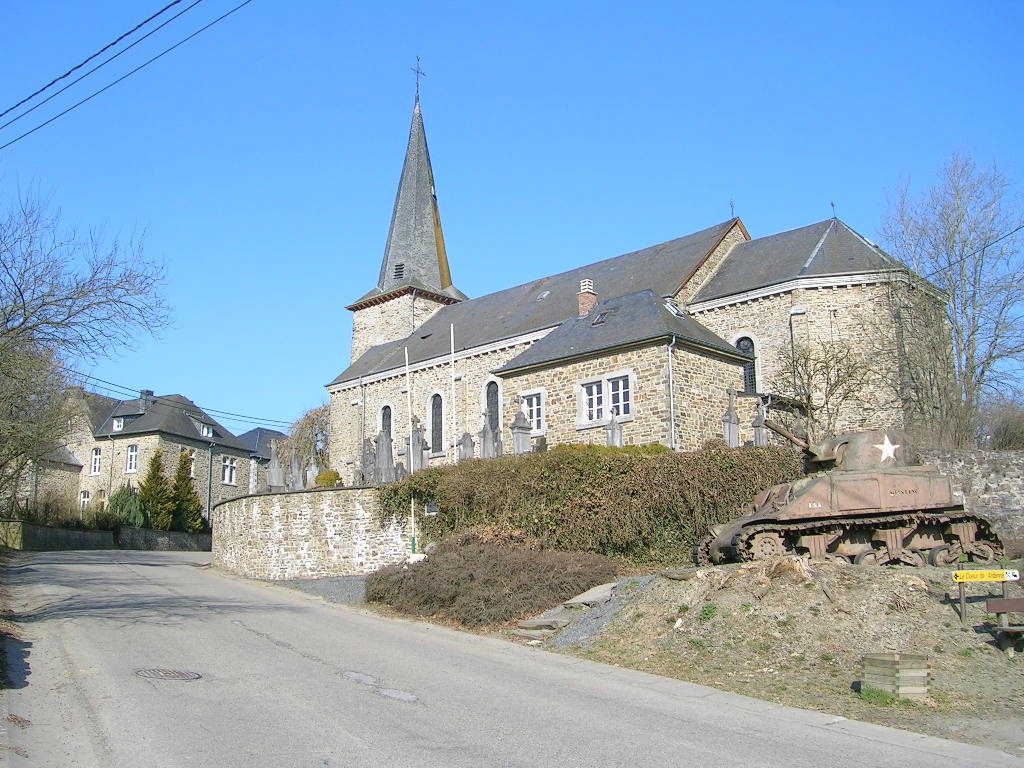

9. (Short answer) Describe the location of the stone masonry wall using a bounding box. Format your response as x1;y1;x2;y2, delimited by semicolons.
503;343;745;450
329;337;539;484
676;222;749;304
349;293;448;362
212;488;409;580
921;449;1024;556
693;282;904;433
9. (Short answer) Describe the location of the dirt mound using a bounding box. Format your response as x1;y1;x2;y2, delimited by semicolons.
548;558;1024;757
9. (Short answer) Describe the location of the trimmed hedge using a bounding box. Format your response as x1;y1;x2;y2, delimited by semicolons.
378;443;805;566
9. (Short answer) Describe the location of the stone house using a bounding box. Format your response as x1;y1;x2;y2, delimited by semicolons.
326;97;941;485
19;388;281;519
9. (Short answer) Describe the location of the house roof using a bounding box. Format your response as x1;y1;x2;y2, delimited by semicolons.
89;392;249;451
495;290;748;374
329;218;740;386
692;218;906;303
236;427;287;460
349;97;467;309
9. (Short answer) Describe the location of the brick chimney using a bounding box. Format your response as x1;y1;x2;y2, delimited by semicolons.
578;279;598;317
139;389;155;412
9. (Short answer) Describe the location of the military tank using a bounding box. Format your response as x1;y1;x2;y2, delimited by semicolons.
695;421;1003;567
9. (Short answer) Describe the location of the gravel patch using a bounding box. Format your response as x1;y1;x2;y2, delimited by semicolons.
547;575;657;650
276;576;367;605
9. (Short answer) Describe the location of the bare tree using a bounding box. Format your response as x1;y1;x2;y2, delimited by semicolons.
771;339;874;441
882;151;1024;446
0;194;169;361
277;404;331;474
0;191;171;500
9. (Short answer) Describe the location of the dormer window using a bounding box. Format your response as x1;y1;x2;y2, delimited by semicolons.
112;417;124;431
200;424;213;438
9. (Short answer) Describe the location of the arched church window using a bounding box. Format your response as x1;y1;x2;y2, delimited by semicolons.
736;336;757;394
485;382;499;433
381;406;392;438
430;394;443;453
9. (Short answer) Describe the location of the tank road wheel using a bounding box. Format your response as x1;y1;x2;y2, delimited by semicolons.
969;541;1001;563
928;544;959;566
854;549;882;566
747;532;787;560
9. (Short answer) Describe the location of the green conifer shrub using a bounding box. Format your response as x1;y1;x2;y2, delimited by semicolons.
107;482;145;528
171;449;205;532
139;447;174;531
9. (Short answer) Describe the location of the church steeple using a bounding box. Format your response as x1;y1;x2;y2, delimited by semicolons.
346;95;466;362
351;97;466;307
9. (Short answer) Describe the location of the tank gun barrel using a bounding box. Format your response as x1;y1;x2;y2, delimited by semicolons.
763;419;809;450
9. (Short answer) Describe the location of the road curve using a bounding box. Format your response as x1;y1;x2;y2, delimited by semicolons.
2;550;1020;768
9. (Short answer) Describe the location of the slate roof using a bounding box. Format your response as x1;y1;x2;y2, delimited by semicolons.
89;392;249;451
692;218;906;304
349;98;467;308
329;219;739;386
495;290;749;374
236;427;287;460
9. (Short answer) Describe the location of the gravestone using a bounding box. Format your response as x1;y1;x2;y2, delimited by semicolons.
457;433;475;461
267;440;285;491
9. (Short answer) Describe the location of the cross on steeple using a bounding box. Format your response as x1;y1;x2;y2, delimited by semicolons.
411;56;426;98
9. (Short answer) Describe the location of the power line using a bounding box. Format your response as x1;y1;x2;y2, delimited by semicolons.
0;0;186;121
921;223;1024;281
66;368;293;429
1;0;207;134
0;0;254;153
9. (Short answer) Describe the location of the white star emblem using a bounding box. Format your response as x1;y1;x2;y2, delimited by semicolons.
874;434;900;463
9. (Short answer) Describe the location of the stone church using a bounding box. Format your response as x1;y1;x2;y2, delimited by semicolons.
327;97;924;486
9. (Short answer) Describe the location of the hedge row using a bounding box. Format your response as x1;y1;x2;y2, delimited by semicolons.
378;443;805;566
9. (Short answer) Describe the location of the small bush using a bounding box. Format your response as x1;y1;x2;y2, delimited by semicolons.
315;470;341;488
365;533;618;628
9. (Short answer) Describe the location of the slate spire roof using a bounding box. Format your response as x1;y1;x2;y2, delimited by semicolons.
348;97;467;309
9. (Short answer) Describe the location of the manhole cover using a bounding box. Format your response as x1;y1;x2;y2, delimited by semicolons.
135;669;202;681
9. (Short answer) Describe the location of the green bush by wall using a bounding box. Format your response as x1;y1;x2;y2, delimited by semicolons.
378;443;804;566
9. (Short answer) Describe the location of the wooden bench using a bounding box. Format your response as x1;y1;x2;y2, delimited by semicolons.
986;596;1024;656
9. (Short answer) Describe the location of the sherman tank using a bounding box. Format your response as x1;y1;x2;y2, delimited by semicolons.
695;421;1003;567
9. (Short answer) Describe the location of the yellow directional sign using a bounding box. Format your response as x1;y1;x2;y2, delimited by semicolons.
952;569;1020;583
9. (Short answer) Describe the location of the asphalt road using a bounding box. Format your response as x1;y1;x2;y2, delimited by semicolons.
2;550;1020;768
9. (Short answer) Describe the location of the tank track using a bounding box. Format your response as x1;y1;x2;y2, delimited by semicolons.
697;511;1001;566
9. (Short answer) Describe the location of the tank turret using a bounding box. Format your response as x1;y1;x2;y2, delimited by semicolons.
695;425;1003;567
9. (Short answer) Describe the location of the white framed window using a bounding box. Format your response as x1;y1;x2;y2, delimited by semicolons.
519;389;546;434
221;456;237;485
90;447;102;475
80;490;90;510
608;375;631;418
112;417;124;431
200;423;213;438
582;380;604;423
125;444;138;473
187;449;196;477
577;371;635;428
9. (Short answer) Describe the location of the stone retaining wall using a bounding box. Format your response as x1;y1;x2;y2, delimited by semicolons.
0;521;114;551
116;527;211;551
921;449;1024;556
209;451;1024;580
211;487;409;580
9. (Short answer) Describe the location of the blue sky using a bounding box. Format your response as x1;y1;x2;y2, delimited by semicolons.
2;1;1021;434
